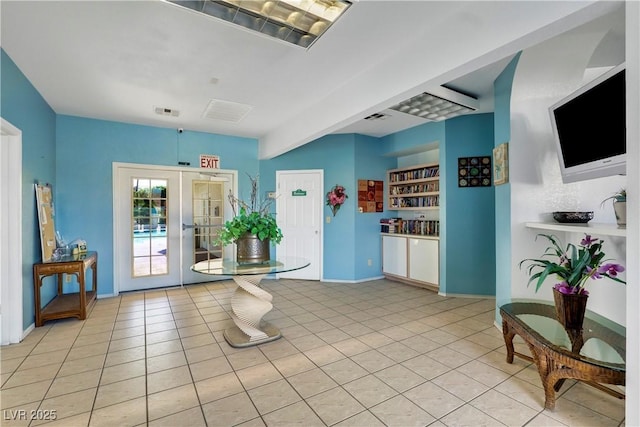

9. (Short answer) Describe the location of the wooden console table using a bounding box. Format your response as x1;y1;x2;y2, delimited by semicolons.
33;251;97;326
500;301;625;410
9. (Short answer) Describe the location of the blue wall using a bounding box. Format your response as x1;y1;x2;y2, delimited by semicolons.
1;49;57;329
353;134;397;279
3;45;500;330
443;114;496;295
260;133;396;281
494;54;520;315
55;116;259;296
381;120;446;155
381;116;496;295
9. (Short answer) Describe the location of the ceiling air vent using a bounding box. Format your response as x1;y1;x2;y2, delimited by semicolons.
364;113;389;121
154;106;180;117
203;99;253;123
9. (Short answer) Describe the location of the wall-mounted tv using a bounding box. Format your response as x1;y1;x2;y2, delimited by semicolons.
549;63;626;184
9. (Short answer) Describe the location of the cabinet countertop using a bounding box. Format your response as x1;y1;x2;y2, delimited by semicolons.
381;233;439;240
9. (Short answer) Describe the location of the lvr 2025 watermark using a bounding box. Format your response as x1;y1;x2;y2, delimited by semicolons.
3;409;57;421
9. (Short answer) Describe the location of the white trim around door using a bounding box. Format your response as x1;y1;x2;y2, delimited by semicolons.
1;118;24;344
112;162;237;295
275;169;323;280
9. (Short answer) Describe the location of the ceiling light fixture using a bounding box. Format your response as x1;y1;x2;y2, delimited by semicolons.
167;0;351;48
390;90;477;122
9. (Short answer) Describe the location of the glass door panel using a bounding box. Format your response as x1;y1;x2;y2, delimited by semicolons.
192;180;223;263
132;178;168;277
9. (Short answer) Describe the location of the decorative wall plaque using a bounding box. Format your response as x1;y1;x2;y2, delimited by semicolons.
357;179;383;212
458;156;492;187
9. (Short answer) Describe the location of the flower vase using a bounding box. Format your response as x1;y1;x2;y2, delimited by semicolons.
613;200;626;228
552;288;588;331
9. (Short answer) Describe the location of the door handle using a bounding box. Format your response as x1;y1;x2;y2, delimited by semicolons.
182;223;222;231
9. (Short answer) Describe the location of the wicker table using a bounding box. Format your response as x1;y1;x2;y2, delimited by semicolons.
499;301;625;410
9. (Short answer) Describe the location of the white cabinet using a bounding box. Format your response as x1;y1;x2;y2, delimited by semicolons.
382;235;407;277
381;234;439;291
408;238;439;285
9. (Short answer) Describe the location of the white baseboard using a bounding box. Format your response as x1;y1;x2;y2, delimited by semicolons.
22;323;35;341
437;292;496;299
321;275;385;284
97;293;116;299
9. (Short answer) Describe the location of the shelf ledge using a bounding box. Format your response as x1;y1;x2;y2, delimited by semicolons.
525;222;626;237
381;233;439;240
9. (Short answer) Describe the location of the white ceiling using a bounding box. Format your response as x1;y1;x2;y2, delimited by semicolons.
0;1;618;158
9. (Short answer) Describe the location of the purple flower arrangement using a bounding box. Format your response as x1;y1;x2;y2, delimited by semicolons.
326;185;348;216
520;233;625;295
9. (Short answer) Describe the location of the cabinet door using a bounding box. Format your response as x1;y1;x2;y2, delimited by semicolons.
382;236;407;277
408;238;439;285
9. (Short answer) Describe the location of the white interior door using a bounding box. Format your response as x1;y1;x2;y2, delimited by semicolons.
276;170;323;280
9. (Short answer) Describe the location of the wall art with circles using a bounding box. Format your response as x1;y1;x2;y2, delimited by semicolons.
458;156;492;187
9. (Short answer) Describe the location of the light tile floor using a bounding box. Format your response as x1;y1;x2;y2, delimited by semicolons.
1;279;625;426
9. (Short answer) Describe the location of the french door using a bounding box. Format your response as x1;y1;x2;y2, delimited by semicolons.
114;164;236;293
181;171;234;284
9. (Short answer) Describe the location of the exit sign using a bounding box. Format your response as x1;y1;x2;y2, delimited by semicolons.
199;155;220;169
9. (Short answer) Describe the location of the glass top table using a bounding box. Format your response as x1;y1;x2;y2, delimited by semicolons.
192;256;310;348
499;300;625;410
191;256;310;276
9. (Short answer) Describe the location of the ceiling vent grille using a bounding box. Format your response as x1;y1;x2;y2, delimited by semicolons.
203;99;253;123
154;106;180;117
364;113;389;121
390;86;479;122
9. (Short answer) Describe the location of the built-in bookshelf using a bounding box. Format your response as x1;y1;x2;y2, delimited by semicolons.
387;163;440;210
380;218;439;237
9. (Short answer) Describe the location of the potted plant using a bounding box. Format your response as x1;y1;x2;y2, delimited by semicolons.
216;175;283;264
601;188;626;228
519;233;625;330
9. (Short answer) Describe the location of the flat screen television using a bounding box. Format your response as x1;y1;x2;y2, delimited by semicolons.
549;63;626;183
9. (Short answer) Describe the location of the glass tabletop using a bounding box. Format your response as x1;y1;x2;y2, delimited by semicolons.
500;300;625;371
191;256;310;276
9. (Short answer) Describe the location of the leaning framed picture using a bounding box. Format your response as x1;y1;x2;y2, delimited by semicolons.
493;142;509;185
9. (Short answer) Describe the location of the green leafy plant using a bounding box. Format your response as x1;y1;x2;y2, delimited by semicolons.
600;188;626;207
215;174;283;246
519;233;625;295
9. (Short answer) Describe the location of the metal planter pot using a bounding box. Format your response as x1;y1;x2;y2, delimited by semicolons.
236;233;270;264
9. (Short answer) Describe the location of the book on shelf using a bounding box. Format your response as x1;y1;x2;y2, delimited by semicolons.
380;218;439;236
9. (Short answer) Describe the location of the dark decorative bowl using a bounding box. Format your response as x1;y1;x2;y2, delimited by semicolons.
552;211;594;224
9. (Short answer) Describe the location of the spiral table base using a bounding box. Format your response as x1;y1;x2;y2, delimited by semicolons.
223;274;282;348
